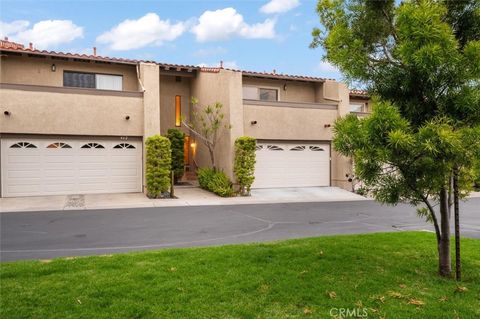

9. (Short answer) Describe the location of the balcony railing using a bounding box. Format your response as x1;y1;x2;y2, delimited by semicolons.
243;99;337;110
0;82;143;97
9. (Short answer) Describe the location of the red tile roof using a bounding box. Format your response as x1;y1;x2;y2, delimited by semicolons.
240;69;331;82
349;89;369;97
0;39;341;82
0;39;199;70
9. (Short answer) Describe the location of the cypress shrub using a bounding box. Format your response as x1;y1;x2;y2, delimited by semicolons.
145;135;171;198
234;136;256;196
166;128;185;183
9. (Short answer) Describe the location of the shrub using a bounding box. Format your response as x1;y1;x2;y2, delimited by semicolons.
197;167;235;197
145;135;171;198
234;136;256;196
166;128;185;183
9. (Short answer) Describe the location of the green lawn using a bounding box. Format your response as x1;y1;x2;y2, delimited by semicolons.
1;232;479;319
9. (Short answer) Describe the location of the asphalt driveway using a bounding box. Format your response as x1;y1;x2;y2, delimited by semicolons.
1;198;479;261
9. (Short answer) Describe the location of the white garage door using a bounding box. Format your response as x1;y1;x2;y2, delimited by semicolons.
253;142;330;188
1;137;142;197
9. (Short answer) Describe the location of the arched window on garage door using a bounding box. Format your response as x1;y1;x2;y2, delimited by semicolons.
309;146;325;151
290;145;306;151
47;142;72;149
81;143;105;149
267;145;284;151
113;143;136;149
9;142;37;148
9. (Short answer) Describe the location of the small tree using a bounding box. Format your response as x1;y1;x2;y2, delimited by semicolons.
312;0;480;278
234;136;256;196
166;128;185;183
182;97;231;171
145;135;171;198
334;102;480;276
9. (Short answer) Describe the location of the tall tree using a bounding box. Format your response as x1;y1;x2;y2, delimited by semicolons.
312;0;480;277
182;98;231;171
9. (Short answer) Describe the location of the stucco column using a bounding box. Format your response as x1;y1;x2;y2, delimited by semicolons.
331;82;352;190
139;62;160;192
139;62;161;136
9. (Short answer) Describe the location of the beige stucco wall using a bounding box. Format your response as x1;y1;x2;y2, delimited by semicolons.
243;104;337;141
139;63;160;137
190;69;243;178
0;55;139;91
0;88;143;136
242;77;316;103
159;74;191;135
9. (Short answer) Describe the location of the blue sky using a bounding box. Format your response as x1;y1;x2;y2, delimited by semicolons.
0;0;342;79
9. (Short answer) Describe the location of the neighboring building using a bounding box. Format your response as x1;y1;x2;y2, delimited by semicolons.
0;39;370;197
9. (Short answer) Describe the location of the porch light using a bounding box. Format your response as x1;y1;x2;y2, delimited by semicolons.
190;142;196;148
51;64;56;72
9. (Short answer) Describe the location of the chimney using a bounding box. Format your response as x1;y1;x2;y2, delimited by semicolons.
220;60;223;68
273;69;276;74
4;37;8;41
29;42;33;50
93;47;97;56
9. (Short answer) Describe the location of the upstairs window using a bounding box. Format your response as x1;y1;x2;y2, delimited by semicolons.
349;103;365;113
64;71;122;91
242;86;279;101
259;88;278;101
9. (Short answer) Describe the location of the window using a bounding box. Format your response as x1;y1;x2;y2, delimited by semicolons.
10;142;37;148
64;71;95;89
113;143;135;149
242;86;279;101
63;71;122;91
96;74;123;90
309;146;325;152
290;146;306;151
267;145;284;151
349;103;365;113
175;95;181;127
47;142;72;149
81;143;105;149
259;88;278;101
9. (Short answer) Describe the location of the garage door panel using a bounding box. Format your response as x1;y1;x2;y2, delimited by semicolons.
253;142;330;189
1;138;142;197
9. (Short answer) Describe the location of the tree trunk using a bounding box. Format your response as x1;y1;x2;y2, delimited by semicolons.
438;187;452;277
208;145;216;171
453;167;461;281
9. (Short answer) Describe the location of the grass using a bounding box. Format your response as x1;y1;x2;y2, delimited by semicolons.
1;232;479;319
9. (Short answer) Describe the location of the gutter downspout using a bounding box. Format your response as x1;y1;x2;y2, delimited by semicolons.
136;63;146;92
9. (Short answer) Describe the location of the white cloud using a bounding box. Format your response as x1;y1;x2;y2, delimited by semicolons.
0;19;83;49
0;20;29;37
317;61;339;73
260;0;300;14
97;13;186;51
191;8;276;42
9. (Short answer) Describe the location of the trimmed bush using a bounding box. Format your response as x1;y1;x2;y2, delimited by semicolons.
166;128;185;183
234;136;256;196
197;167;235;197
145;135;171;198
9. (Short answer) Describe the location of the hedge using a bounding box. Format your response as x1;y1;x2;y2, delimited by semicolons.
197;167;235;197
145;135;171;198
234;136;256;196
166;128;185;183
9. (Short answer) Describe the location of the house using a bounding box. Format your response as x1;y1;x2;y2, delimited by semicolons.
0;39;370;198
